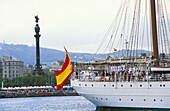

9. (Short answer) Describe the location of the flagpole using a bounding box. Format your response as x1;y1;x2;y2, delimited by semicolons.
54;72;57;88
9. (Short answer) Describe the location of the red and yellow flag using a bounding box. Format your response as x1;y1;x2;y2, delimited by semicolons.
55;48;74;90
114;48;117;51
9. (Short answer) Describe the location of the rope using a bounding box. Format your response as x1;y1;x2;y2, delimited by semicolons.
91;0;125;61
163;0;170;32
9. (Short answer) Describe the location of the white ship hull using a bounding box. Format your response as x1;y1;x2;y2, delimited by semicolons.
71;80;170;109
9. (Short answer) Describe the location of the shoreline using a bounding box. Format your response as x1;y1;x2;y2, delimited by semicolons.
0;91;79;98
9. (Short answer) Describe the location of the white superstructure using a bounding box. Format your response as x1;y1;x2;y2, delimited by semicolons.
71;60;170;109
71;76;170;109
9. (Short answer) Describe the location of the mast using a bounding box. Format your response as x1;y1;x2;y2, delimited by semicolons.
150;0;159;66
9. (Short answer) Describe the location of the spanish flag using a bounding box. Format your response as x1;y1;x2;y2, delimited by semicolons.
114;48;117;51
55;48;74;90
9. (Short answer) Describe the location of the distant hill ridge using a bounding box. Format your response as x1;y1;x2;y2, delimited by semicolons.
0;43;151;65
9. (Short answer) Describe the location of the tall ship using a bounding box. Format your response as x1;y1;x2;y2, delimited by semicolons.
71;0;170;109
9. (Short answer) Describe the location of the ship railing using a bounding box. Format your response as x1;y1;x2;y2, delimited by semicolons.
72;73;170;82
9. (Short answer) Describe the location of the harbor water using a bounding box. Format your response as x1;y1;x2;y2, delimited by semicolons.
0;96;96;111
0;96;169;111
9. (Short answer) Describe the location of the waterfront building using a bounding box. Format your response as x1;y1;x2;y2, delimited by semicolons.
0;56;24;79
42;61;62;73
24;64;34;75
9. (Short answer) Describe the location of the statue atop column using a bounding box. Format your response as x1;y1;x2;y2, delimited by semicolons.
33;15;44;76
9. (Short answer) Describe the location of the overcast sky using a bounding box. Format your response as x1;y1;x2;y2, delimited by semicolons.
0;0;170;53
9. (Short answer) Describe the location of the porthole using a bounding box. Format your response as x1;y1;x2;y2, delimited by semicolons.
144;99;146;101
106;98;108;100
131;99;133;101
163;84;165;87
150;84;152;87
130;85;132;87
154;99;156;101
79;84;81;86
92;84;93;86
121;85;123;87
119;99;121;101
85;84;87;86
160;99;162;102
101;98;103;100
160;84;162;87
140;85;142;87
112;85;114;87
104;85;106;87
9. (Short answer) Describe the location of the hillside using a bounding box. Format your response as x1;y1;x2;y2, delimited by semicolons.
0;43;151;65
0;43;104;65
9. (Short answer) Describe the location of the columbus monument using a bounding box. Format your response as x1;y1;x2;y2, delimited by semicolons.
33;15;44;76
